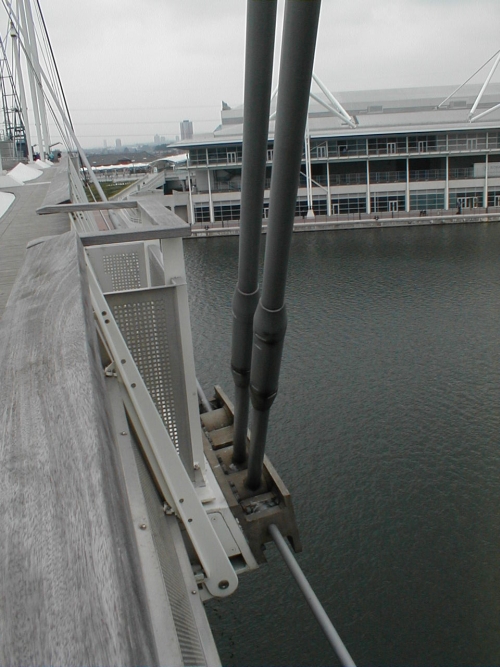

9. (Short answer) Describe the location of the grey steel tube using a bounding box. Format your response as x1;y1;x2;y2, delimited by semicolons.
231;0;277;465
246;0;321;489
269;524;357;667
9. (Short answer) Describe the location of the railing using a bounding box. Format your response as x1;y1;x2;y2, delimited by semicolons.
188;138;500;170
368;147;406;156
212;181;241;192
329;173;366;185
449;167;475;179
370;170;406;184
67;157;104;232
299;174;328;187
409;169;446;181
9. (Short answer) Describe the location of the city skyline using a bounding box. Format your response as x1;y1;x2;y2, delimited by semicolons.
19;1;500;148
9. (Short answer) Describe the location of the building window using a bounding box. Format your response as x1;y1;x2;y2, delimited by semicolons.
331;195;367;214
317;144;327;159
227;151;237;163
488;133;500;149
449;188;483;208
418;140;427;153
214;201;241;221
313;198;327;215
266;149;274;162
410;190;445;210
295;199;309;217
371;193;406;213
447;133;486;151
457;196;478;209
487;191;500;207
387;142;397;154
194;206;211;223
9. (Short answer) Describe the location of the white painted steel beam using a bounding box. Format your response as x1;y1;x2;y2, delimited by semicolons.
309;91;355;125
469;52;500;118
470;101;500;123
312;72;356;126
438;49;500;109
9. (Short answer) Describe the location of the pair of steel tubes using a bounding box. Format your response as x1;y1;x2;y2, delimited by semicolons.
230;0;322;489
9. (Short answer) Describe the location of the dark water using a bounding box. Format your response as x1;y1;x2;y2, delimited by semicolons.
184;224;500;667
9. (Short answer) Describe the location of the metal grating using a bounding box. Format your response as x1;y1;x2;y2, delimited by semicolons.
130;432;210;667
107;288;193;472
102;251;141;291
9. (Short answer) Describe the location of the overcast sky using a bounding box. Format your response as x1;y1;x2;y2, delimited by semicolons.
14;0;500;149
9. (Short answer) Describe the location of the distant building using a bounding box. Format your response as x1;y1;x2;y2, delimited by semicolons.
169;83;500;224
154;134;160;145
115;138;122;149
180;120;193;141
160;136;166;144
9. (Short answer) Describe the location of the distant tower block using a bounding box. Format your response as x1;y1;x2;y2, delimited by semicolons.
116;138;122;149
180;120;193;140
154;134;160;144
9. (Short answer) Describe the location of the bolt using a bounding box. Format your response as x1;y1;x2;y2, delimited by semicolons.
218;580;229;590
191;589;197;595
139;524;147;530
120;431;128;436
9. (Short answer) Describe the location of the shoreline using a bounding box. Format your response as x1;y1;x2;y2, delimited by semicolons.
187;212;500;238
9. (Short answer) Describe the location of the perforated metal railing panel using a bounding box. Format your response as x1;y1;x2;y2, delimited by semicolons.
107;287;193;474
130;431;211;667
102;251;141;290
86;244;148;292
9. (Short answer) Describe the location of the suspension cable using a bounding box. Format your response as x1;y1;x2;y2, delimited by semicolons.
33;0;73;130
269;524;356;667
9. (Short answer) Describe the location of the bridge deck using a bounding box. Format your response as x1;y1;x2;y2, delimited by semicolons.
0;164;222;665
0;167;69;316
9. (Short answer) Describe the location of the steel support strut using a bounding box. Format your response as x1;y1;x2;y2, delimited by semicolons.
246;0;322;490
231;0;278;465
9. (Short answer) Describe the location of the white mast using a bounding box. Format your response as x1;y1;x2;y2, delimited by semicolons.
22;0;50;156
10;18;32;161
17;0;42;158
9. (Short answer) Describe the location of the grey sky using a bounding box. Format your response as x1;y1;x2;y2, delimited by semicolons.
29;0;500;148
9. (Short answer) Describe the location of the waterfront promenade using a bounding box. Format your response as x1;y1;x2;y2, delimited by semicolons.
189;209;500;237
